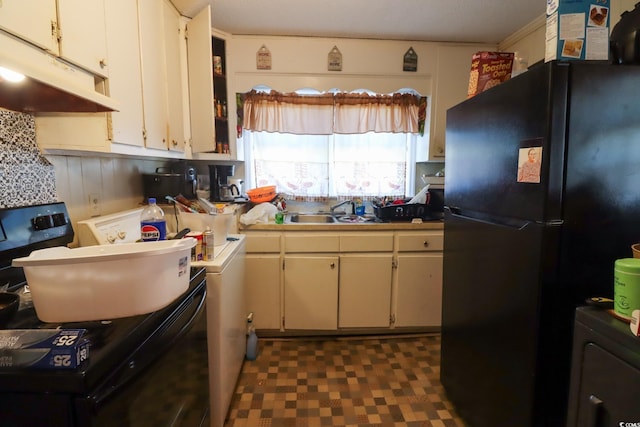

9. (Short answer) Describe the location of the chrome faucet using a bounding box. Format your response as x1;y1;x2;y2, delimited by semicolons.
330;200;355;215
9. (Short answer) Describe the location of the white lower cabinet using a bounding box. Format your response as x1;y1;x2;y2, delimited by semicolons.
393;232;444;327
339;254;392;328
394;253;443;327
245;254;281;330
244;233;281;330
283;255;339;330
243;228;443;333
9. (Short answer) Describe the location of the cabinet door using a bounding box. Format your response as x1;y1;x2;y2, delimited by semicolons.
104;0;144;147
138;0;169;150
57;0;108;76
574;343;640;426
395;253;443;327
424;45;492;161
186;5;216;153
284;255;338;330
0;1;57;51
245;255;281;330
339;254;392;328
162;0;186;152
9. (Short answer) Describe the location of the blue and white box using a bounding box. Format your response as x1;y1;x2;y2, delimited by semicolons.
0;329;90;370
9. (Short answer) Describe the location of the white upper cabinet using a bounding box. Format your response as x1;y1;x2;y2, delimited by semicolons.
56;0;108;76
0;2;57;52
138;0;171;151
104;0;144;148
425;44;493;161
0;0;108;76
186;5;216;154
163;1;187;152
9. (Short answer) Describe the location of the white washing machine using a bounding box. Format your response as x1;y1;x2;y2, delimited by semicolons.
77;208;246;427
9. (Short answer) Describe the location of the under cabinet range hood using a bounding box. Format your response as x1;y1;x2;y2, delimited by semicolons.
0;35;118;113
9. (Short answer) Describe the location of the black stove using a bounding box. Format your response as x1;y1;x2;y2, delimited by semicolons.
0;203;209;427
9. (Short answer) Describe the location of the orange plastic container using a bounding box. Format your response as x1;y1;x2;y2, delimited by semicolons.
247;185;276;203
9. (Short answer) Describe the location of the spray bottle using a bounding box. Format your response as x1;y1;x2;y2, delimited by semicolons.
246;312;258;361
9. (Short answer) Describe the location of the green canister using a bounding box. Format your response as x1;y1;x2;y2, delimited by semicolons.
613;258;640;319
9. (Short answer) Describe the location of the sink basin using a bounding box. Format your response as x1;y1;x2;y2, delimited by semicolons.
287;214;336;223
336;214;377;223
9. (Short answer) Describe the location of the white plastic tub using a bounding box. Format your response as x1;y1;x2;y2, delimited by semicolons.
178;211;231;246
12;238;196;323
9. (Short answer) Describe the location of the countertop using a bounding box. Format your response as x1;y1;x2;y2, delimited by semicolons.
239;220;444;232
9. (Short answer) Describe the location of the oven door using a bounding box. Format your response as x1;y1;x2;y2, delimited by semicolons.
75;279;210;427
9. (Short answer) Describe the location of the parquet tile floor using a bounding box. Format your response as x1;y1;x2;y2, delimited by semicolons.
225;334;467;427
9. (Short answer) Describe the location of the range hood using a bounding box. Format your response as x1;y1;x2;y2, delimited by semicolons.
0;36;118;113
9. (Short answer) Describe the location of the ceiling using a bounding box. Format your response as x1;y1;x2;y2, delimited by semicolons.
172;0;545;45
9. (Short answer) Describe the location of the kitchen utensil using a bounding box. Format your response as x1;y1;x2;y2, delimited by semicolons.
165;195;197;213
228;178;244;195
247;185;276;203
172;228;191;240
632;243;640;258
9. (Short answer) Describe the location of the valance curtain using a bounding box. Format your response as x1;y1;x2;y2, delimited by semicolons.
241;90;424;135
242;90;334;135
333;92;420;134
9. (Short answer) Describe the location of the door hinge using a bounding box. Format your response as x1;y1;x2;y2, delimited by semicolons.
390;313;396;326
392;258;398;269
51;20;61;44
282;259;285;270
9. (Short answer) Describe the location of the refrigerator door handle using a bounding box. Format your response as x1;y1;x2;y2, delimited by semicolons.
445;206;534;230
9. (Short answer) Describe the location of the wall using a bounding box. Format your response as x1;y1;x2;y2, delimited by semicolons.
0;110;57;208
227;35;494;191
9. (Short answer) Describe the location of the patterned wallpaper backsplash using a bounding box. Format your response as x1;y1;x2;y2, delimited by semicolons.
0;109;57;208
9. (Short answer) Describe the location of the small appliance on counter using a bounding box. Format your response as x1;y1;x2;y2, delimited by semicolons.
209;164;240;202
142;162;197;202
142;167;181;202
169;161;198;199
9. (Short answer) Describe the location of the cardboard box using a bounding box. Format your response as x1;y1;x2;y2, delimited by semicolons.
467;52;514;98
0;329;89;370
545;0;610;62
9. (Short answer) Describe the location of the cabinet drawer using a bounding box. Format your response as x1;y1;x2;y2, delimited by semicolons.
244;233;281;253
340;232;393;252
284;233;340;253
396;232;444;252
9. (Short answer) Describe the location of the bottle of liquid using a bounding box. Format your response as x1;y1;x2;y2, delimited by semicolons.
246;313;258;361
140;197;167;241
203;226;214;261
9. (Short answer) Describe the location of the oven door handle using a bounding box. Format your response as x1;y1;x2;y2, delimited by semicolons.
86;284;207;410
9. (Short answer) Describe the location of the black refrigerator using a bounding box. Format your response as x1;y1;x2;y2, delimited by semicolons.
441;60;640;427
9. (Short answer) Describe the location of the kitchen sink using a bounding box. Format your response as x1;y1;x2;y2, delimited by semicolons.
335;214;379;223
287;213;336;223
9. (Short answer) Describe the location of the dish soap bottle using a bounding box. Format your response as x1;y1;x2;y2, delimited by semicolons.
246;313;258;361
140;197;167;241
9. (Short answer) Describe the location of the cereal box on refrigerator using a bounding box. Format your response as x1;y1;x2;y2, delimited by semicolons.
467;52;515;98
545;0;610;62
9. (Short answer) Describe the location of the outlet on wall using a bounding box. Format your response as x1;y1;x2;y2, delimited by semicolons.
89;193;102;217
